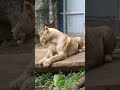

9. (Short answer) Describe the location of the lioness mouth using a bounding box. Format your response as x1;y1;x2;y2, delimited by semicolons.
15;36;22;40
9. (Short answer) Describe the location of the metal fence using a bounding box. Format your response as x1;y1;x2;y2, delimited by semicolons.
85;0;118;20
85;0;120;36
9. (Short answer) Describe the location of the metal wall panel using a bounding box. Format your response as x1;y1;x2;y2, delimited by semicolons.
58;0;85;35
66;0;85;34
67;14;84;33
66;0;85;12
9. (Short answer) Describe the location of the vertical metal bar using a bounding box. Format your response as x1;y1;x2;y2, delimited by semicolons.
83;0;85;41
63;0;66;33
117;0;118;20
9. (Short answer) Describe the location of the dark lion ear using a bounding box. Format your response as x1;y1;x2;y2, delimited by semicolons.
24;1;33;12
44;26;49;33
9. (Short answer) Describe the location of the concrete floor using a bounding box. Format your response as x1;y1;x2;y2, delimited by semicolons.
86;48;120;90
35;48;85;72
0;54;33;89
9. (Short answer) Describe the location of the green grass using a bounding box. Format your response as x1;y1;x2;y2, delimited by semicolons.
35;69;85;90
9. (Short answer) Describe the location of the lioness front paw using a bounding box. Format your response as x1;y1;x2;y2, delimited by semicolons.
17;40;23;45
39;60;44;65
105;55;112;63
43;60;52;67
9;80;19;90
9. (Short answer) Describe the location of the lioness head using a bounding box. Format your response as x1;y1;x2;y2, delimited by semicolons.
40;26;51;45
11;1;34;41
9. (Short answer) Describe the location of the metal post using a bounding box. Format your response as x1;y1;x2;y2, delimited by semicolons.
63;0;66;33
83;0;85;41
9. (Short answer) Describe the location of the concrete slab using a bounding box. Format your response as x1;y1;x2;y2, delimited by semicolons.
86;56;120;90
35;48;85;72
0;54;33;89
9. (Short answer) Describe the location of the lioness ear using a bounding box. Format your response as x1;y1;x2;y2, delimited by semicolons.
45;26;48;30
11;30;13;33
11;28;15;33
44;26;49;33
24;1;33;12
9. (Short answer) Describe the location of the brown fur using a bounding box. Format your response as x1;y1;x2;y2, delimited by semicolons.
9;60;34;90
11;1;34;44
39;26;84;67
86;26;116;70
9;1;34;90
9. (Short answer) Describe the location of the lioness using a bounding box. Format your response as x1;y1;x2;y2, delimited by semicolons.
86;26;116;70
39;26;84;67
11;1;34;44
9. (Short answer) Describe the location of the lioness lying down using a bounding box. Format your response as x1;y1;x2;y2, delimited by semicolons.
39;26;84;67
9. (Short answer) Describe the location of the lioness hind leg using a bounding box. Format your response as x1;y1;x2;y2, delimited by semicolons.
43;52;66;67
79;39;84;49
78;39;84;52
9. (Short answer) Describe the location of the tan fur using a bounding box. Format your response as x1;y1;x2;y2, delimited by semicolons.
39;26;84;67
11;1;34;44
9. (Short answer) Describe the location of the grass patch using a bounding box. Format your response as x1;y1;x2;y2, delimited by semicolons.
35;69;85;90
